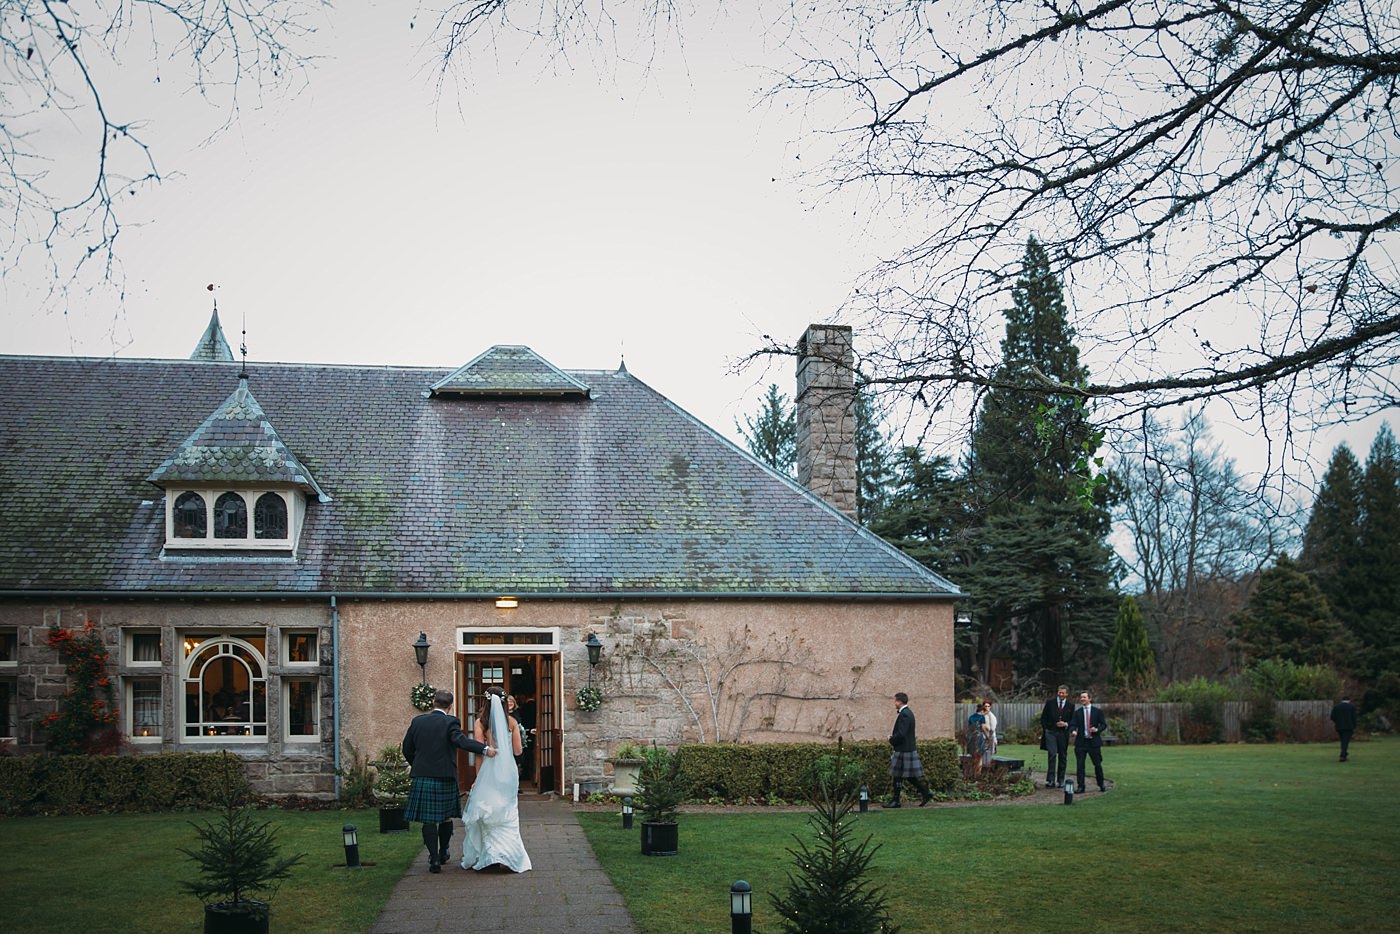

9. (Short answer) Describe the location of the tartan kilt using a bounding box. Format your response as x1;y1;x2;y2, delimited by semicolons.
404;777;461;823
890;749;925;780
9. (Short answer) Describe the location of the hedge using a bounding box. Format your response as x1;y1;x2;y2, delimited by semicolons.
0;753;251;816
676;739;960;802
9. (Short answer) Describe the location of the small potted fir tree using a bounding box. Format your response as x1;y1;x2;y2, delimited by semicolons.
372;743;412;833
635;744;685;856
181;752;305;934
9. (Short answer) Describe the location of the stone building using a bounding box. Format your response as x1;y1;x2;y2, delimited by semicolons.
0;319;959;798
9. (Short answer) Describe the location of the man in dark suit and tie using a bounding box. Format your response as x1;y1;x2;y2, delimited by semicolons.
882;692;934;808
1070;689;1108;793
1039;684;1074;789
402;689;496;873
1330;695;1358;761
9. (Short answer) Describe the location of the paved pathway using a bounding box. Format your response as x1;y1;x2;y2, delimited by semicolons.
369;797;637;934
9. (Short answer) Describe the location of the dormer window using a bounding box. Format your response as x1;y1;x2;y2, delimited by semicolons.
164;489;302;551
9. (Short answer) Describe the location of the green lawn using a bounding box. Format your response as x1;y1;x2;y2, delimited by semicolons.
3;743;1395;933
580;738;1400;933
0;807;422;933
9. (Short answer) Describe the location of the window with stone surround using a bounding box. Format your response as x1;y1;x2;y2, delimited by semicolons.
182;635;267;740
0;627;19;667
127;677;162;742
164;489;299;551
0;677;15;739
284;678;319;742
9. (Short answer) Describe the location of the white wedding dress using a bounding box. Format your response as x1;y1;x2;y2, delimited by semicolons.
460;694;532;872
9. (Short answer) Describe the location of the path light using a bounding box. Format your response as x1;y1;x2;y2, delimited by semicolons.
1063;783;1075;805
730;880;753;934
412;632;430;682
859;785;869;814
343;823;361;868
622;797;634;830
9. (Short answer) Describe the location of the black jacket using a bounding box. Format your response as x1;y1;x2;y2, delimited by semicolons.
401;709;487;780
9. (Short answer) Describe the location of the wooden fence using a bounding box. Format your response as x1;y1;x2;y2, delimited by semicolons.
954;700;1334;745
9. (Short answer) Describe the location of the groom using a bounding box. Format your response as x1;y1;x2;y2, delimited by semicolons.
402;689;495;873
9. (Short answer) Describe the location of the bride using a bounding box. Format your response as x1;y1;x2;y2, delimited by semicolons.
460;687;532;872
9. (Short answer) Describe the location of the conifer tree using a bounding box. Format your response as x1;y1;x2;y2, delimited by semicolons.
739;384;796;476
1355;424;1400;690
961;237;1119;686
1108;595;1158;697
771;742;897;934
1299;443;1365;631
1230;555;1356;669
855;387;895;526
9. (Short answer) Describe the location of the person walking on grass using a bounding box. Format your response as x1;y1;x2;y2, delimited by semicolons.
1331;696;1358;762
1040;684;1074;789
402;689;495;873
883;692;934;808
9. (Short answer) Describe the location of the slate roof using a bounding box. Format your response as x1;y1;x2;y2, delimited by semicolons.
190;309;235;362
147;379;328;499
0;350;961;598
430;345;591;397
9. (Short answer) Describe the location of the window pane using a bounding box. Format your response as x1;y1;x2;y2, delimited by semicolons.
183;636;267;738
131;679;161;737
254;493;288;540
286;680;318;737
0;678;15;738
0;630;16;662
287;633;316;664
174;492;206;538
214;493;247;539
132;633;160;663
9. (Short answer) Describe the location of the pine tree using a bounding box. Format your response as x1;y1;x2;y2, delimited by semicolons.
855;387;895;526
962;237;1119;687
1108;595;1158;697
1356;425;1400;661
1299;443;1364;631
1230;555;1356;668
770;742;898;934
739;384;796;476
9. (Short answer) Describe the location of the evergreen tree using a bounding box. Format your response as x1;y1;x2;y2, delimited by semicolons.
961;237;1119;687
1230;555;1356;669
855;387;895;526
1108;595;1158;697
739;384;796;476
1356;425;1400;662
868;447;968;573
1299;443;1365;631
770;742;898;934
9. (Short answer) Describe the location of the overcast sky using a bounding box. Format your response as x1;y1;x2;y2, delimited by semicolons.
2;2;1391;492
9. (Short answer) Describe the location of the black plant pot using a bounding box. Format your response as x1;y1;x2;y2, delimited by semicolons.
640;821;678;856
379;805;409;833
203;900;270;934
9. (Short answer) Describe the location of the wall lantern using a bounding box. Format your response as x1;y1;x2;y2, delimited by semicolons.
730;880;753;934
622;797;634;830
955;610;974;628
585;631;603;667
495;596;518;609
412;632;430;681
343;823;361;868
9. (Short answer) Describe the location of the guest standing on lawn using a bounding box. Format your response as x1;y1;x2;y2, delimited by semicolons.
1070;690;1108;793
402;689;495;873
1040;684;1074;788
883;692;934;808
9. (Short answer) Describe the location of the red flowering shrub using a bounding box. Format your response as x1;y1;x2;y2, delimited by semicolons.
43;621;120;754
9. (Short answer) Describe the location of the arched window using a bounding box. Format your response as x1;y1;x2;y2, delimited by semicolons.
214;493;248;539
254;493;288;540
183;637;267;738
173;492;207;538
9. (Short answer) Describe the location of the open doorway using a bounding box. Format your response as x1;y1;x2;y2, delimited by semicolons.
456;650;560;796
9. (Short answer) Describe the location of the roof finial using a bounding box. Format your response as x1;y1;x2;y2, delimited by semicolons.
239;308;249;382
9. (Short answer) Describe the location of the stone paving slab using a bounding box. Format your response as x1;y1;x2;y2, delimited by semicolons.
369;798;636;934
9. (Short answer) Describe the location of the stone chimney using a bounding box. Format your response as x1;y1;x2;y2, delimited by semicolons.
795;323;857;519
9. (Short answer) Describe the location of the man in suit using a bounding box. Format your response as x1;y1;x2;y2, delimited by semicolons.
1330;695;1358;761
402;689;496;872
1070;689;1108;793
882;692;934;808
1039;684;1074;789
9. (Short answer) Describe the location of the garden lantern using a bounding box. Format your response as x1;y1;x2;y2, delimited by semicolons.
343;823;361;868
859;785;869;814
622;797;634;830
412;632;430;681
1063;783;1075;805
730;880;753;934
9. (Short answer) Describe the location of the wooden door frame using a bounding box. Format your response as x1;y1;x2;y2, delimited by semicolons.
452;627;563;797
